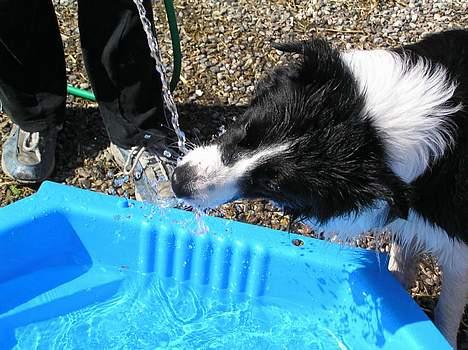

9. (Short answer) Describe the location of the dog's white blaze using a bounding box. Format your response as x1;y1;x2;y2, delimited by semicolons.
179;143;290;207
342;50;462;183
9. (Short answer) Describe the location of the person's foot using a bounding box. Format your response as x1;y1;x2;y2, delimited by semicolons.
1;124;59;184
109;133;179;203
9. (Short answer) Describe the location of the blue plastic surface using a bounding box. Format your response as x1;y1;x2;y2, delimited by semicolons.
0;182;449;349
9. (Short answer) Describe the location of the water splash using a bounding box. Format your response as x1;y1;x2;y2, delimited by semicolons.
113;175;129;188
193;208;210;235
130;0;212;237
131;0;188;155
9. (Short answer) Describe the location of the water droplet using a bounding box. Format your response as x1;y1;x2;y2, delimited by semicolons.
113;175;129;188
163;150;172;158
217;125;226;136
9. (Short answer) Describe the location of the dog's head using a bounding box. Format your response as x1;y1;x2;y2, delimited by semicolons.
172;38;409;224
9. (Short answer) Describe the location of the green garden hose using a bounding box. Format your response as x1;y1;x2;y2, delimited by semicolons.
164;0;182;92
66;85;96;101
67;0;182;101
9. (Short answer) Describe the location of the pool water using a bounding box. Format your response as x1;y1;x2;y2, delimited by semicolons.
8;269;345;350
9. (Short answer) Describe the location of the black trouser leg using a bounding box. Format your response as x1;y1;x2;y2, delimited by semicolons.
0;0;66;132
77;0;166;148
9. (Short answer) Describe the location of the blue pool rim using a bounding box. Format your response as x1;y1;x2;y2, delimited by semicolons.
0;181;450;349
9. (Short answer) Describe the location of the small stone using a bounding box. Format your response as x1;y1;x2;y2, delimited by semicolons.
425;278;435;286
79;178;91;189
292;239;304;247
76;168;91;178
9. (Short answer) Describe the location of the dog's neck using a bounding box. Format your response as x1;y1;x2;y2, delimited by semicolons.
341;49;461;183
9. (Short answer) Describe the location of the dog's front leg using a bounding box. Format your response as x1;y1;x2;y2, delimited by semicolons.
434;261;468;349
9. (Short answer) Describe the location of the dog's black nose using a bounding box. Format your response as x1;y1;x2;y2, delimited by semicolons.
171;164;196;198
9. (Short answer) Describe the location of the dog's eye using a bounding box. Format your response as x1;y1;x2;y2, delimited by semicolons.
236;123;261;149
237;137;253;149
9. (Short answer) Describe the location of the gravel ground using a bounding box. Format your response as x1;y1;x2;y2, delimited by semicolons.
1;0;468;347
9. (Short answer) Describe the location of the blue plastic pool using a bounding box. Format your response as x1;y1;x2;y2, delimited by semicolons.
0;182;449;349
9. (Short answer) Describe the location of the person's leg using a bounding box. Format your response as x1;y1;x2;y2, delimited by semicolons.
0;0;66;183
77;0;167;149
77;0;177;201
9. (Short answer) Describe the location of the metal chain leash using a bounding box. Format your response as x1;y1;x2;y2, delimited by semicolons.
132;0;188;155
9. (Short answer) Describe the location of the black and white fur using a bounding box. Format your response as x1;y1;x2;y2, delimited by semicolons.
171;30;468;348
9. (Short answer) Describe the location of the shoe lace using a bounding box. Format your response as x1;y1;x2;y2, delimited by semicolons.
122;145;172;183
22;132;40;152
123;146;146;176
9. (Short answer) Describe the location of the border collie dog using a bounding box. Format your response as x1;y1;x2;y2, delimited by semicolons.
171;30;468;348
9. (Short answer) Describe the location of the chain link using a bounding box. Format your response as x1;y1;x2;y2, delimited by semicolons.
132;0;188;154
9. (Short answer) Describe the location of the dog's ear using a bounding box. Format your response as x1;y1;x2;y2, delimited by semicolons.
272;41;307;55
272;39;336;64
272;39;344;87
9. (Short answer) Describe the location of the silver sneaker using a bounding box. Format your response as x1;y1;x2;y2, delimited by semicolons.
109;141;178;203
1;125;59;184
